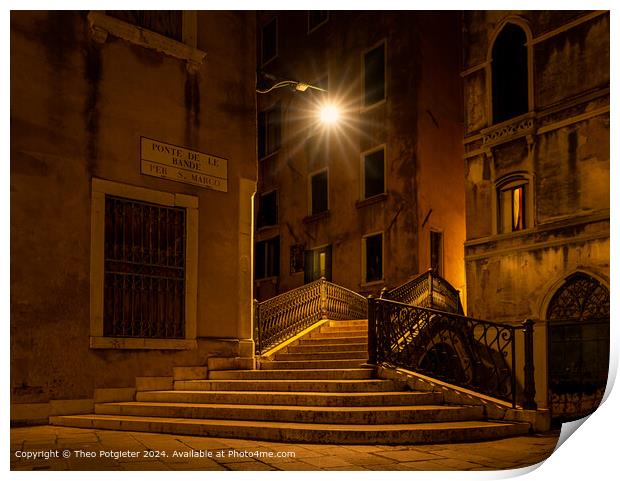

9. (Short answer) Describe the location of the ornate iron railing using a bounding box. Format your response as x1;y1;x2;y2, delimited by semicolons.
255;278;367;354
368;297;537;408
382;269;464;314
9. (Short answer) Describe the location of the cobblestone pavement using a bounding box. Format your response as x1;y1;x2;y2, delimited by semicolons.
11;426;560;471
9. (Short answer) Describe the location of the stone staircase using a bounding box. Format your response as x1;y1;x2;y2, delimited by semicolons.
50;319;531;443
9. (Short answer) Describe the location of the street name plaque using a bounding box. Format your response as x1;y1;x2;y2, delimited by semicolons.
140;136;228;192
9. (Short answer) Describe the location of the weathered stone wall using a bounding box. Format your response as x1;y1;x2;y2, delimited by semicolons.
11;11;257;403
255;11;464;300
462;11;609;327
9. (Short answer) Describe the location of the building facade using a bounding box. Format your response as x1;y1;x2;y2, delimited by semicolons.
461;11;610;420
11;11;257;423
254;11;466;303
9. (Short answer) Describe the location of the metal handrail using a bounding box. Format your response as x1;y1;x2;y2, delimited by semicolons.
381;268;464;314
255;278;367;355
368;297;537;409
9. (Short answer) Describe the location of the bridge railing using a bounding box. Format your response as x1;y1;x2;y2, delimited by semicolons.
255;278;367;355
367;297;537;409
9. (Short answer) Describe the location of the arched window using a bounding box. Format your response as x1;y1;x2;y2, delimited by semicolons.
496;175;530;233
491;23;528;123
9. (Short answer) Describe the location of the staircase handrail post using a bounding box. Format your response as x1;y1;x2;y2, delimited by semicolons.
427;268;434;309
522;318;537;410
367;295;377;365
254;298;261;355
319;277;328;319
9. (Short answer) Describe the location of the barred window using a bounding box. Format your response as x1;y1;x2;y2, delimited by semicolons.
103;195;186;339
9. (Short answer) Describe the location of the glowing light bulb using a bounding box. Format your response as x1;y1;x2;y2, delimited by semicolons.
320;105;340;124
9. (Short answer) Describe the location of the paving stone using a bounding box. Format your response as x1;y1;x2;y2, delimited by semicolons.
222;461;275;471
374;449;445;462
297;455;356;468
265;460;319;471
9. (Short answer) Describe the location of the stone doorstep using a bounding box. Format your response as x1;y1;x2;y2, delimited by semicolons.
173;366;208;381
11;399;95;426
376;365;551;432
174;378;402;392
49;415;531;444
136;390;444;407
274;351;368;361
259;359;367;370
94;402;485;424
208;368;375;381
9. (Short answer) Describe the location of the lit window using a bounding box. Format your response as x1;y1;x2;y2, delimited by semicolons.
308;11;329;33
364;233;383;283
363;43;386;107
261;17;277;66
492;23;528;123
258;102;281;158
304;245;332;282
363;147;385;199
255;237;280;279
498;181;527;233
309;169;328;215
258;190;278;228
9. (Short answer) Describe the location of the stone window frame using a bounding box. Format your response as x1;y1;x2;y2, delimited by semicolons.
360;144;387;201
361;39;387;111
87;11;206;71
89;178;198;350
307;167;330;216
492;172;535;236
485;17;534;127
361;231;385;287
257;188;279;229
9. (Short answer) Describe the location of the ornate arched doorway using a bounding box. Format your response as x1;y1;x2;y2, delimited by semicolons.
546;272;610;421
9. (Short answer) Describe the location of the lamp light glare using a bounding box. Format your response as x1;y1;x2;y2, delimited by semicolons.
320;105;340;124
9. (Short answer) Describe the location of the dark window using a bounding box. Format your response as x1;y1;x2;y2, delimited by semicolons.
365;234;383;282
363;43;385;107
255;237;280;279
304;245;332;283
363;148;385;198
492;24;528;123
258;191;278;228
430;231;443;275
261;18;277;65
310;170;328;215
308;11;329;32
498;182;526;233
258;103;281;158
290;244;305;274
103;195;186;339
107;11;183;42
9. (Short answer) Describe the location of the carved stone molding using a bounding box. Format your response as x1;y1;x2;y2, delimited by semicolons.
482;113;536;148
87;12;206;68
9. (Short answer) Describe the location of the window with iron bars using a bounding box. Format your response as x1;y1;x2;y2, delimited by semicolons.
103;195;186;339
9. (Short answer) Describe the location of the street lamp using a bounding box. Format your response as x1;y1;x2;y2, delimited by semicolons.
257;72;340;125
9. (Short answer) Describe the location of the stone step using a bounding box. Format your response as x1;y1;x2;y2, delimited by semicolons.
309;330;367;339
274;351;367;361
51;414;531;444
209;368;374;381
136;390;443;407
259;359;366;370
285;342;368;353
95;402;484;425
298;336;368;345
319;325;369;333
174;379;401;392
327;320;368;327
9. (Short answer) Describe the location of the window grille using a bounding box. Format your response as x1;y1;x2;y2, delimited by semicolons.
103;195;186;339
